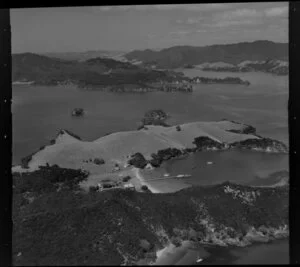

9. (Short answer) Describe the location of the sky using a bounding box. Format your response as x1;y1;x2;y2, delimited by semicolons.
10;2;288;53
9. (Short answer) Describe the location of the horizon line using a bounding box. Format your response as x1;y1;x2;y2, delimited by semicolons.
12;39;288;55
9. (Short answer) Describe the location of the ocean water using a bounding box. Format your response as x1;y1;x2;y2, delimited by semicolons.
142;149;288;192
199;239;289;265
12;70;288;165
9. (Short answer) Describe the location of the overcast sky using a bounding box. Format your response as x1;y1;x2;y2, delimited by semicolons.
11;2;288;53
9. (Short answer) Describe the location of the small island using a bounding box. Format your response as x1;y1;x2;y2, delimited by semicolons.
138;109;170;129
71;108;84;117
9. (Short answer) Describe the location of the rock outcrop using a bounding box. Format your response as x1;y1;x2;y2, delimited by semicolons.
13;120;288;174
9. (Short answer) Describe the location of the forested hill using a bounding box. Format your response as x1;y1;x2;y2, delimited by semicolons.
11;53;169;87
43;50;125;61
13;167;289;266
12;52;138;82
124;40;288;69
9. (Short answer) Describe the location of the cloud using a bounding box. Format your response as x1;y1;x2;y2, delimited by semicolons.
264;6;288;17
175;7;263;26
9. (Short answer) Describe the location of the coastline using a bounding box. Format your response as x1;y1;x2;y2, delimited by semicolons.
149;237;289;265
132;168;162;193
152;241;210;265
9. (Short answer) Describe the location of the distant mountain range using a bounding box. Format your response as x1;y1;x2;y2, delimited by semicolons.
12;40;288;89
124;40;288;70
43;50;126;62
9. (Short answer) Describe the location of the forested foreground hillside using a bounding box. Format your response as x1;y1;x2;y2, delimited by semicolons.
13;167;288;265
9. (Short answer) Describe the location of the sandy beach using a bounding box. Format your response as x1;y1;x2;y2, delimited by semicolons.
133;168;162;193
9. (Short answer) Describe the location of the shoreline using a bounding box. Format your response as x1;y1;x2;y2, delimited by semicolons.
132;168;162;193
150;237;289;265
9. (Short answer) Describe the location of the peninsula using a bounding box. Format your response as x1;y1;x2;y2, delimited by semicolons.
13;119;288;188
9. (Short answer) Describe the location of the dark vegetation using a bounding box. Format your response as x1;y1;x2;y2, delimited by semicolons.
230;138;288;153
141;185;149;191
13;165;89;195
93;158;105;165
128;153;148;169
89;185;99;192
193;136;226;150
144;109;168;121
122;176;132;182
128;148;186;168
150;148;183;167
13;176;288;265
13;53;257;93
12;53;191;91
139;109;170;128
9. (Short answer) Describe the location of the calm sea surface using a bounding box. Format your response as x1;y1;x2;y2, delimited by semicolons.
198;239;289;265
